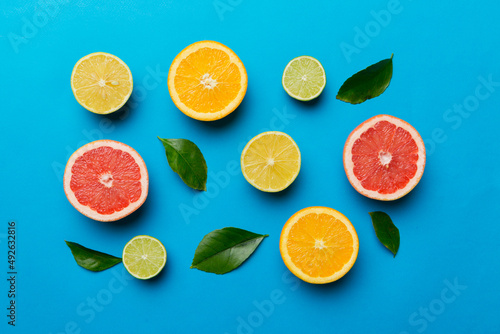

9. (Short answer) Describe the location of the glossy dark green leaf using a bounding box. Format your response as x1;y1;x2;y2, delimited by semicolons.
191;227;268;275
369;212;400;257
158;137;207;191
66;241;122;272
337;54;393;104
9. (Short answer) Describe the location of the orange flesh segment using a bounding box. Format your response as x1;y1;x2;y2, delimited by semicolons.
286;213;354;278
70;146;142;215
351;120;419;195
174;47;241;113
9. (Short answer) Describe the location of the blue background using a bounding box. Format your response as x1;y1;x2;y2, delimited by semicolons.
1;0;499;333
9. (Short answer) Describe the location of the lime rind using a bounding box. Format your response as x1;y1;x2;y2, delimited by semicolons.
122;235;167;280
282;56;326;101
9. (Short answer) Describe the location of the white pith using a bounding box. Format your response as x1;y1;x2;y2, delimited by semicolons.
200;73;218;89
99;173;114;188
379;151;392;166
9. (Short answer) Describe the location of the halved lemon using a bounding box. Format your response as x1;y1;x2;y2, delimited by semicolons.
71;52;133;114
280;207;359;284
123;235;167;280
167;41;247;121
241;131;301;192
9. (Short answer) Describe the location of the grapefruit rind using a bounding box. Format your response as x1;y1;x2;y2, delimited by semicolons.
167;41;247;121
63;140;149;222
279;207;359;284
343;114;426;201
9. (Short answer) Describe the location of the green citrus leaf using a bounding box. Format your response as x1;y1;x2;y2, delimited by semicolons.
337;54;393;104
158;137;207;191
65;241;122;272
191;227;268;275
369;212;400;257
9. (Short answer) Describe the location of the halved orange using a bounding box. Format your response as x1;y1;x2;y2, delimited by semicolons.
71;52;133;114
167;41;247;121
280;207;359;284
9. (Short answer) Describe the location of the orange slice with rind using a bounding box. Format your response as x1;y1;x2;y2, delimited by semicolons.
280;207;359;284
168;41;247;121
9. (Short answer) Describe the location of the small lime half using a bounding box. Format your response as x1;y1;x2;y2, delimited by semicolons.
123;235;167;280
282;56;326;101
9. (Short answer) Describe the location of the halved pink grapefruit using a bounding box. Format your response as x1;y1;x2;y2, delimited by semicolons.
63;140;149;221
343;115;425;201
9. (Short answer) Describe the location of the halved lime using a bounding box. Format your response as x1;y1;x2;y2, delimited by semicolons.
123;235;167;280
282;56;326;101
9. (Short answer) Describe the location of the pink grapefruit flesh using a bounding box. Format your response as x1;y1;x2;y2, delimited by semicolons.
63;140;148;221
343;115;425;201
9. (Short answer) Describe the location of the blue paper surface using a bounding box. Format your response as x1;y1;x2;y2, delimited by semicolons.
1;0;499;333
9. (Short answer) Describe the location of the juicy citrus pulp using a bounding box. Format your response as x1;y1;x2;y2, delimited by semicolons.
241;131;301;192
71;52;133;114
123;236;167;280
168;41;247;121
282;56;326;101
63;140;148;222
343;114;426;201
280;207;359;284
